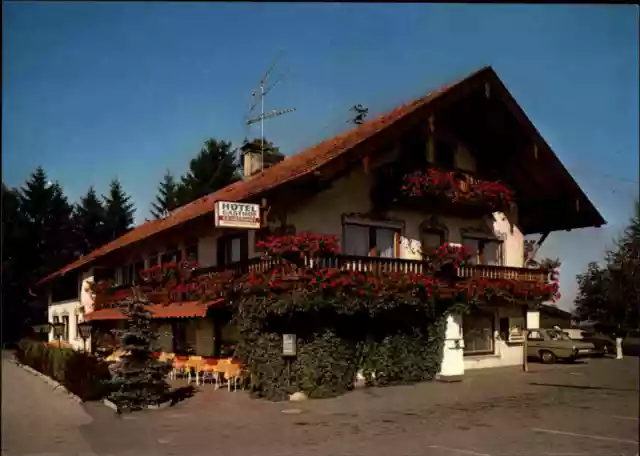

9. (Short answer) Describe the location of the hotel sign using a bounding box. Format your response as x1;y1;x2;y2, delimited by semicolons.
214;201;261;229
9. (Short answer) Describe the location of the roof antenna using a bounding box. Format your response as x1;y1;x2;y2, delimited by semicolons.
245;51;296;172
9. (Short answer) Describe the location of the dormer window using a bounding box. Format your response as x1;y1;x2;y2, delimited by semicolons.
434;139;455;169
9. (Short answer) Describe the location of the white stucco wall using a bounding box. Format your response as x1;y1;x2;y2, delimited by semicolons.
464;306;525;371
48;299;88;351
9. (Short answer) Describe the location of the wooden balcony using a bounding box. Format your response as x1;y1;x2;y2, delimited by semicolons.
93;256;549;309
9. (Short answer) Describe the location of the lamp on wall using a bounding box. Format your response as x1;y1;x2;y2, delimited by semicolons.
51;321;65;349
77;321;92;352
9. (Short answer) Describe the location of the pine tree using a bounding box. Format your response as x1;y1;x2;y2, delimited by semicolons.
2;183;30;342
19;168;77;281
104;179;135;240
150;171;181;219
75;186;108;254
108;288;171;412
178;139;240;205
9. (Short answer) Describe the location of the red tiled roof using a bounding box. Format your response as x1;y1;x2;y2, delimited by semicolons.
84;299;223;321
38;68;477;286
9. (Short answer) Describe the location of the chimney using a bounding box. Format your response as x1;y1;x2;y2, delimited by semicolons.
242;148;285;178
243;149;263;178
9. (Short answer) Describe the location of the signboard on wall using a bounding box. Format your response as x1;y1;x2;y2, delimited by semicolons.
214;201;261;229
282;334;297;357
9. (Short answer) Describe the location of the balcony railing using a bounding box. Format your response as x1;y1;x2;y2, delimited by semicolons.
93;256;549;309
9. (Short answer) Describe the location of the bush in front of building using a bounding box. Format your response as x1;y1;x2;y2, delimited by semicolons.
15;339;111;401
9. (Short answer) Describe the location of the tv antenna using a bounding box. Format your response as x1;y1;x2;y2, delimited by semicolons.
245;52;296;172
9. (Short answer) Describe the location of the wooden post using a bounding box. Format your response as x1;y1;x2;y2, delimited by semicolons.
523;305;529;372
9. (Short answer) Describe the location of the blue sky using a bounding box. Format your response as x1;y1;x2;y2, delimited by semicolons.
3;3;638;311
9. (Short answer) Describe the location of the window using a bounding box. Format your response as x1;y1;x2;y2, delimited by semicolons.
161;246;182;265
172;321;195;355
463;309;495;355
434;139;455;169
147;253;159;268
61;315;70;341
217;233;249;266
75;314;80;338
343;223;399;258
421;230;445;258
132;261;145;283
462;238;502;266
122;264;135;285
185;244;199;263
94;267;115;283
528;330;543;341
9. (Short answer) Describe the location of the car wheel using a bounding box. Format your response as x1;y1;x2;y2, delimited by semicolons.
540;350;556;364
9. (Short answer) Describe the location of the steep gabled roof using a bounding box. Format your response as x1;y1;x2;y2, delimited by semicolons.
37;66;605;285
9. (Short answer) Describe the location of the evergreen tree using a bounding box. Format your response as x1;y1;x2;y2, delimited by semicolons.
150;171;181;219
104;179;135;240
178;139;240;205
75;186;108;254
575;201;640;333
108;288;171;412
2;183;30;342
349;104;369;125
18;168;76;282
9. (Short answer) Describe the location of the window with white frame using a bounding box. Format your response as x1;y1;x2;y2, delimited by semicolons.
61;315;70;341
343;220;400;258
463;309;495;355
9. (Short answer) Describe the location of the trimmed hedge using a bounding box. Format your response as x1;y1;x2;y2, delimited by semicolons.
15;339;111;401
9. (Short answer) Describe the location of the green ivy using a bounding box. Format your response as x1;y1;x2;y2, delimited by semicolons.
233;296;459;401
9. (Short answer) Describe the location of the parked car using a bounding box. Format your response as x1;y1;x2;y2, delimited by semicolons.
623;330;640;356
580;331;615;356
561;329;615;356
527;329;598;364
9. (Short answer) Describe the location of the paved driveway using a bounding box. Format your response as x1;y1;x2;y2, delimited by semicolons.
2;351;638;456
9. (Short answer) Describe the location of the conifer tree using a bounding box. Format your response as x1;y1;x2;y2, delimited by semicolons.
108;288;171;412
75;186;108;254
150;171;181;219
178;139;240;205
104;179;135;240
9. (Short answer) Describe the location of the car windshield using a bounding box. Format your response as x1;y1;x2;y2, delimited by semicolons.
548;330;571;341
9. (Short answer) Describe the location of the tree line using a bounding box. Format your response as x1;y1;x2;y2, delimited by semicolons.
2;136;283;344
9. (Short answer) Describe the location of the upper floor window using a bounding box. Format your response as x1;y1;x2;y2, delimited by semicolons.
161;246;182;265
217;232;248;266
132;261;145;283
343;222;399;258
94;268;115;283
421;230;445;258
434;139;455;169
147;252;159;268
185;244;199;263
462;237;503;266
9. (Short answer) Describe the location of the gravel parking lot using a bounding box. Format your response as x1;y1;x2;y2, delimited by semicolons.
3;351;638;456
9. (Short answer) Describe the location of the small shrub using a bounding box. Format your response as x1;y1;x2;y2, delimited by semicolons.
15;339;110;401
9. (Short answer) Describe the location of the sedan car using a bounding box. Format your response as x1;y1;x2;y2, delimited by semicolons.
527;329;598;364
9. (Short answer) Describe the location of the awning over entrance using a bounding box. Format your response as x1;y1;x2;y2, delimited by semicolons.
84;299;224;321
